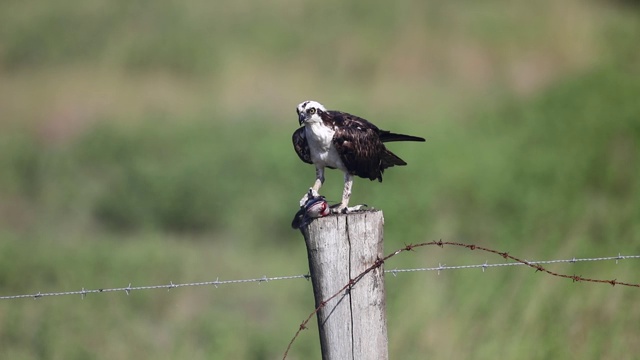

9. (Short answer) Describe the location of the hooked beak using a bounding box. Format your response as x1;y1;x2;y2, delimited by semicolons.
298;112;306;125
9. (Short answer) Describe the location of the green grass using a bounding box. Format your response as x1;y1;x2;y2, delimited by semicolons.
1;0;639;359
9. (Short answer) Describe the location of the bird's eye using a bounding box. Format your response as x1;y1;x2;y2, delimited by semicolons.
307;108;316;115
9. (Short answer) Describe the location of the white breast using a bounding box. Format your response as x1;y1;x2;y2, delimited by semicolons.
305;123;346;171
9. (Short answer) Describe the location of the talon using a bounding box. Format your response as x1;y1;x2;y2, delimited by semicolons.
299;194;310;208
348;204;368;212
330;204;367;214
300;188;322;207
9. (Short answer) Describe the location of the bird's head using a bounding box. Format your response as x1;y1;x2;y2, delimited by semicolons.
296;100;327;125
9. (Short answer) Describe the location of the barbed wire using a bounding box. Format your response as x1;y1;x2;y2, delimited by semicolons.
282;242;640;359
2;241;640;359
2;252;638;301
387;253;639;275
0;274;310;301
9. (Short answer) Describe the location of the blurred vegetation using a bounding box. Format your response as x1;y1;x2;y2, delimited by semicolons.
1;0;639;359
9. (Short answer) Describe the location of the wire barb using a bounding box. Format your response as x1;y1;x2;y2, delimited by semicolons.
283;244;640;359
1;252;639;303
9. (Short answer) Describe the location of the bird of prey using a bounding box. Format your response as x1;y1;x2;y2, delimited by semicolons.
292;100;425;213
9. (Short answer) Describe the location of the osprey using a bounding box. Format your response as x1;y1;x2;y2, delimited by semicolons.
293;100;425;213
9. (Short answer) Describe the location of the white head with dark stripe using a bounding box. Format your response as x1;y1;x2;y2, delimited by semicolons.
297;100;327;125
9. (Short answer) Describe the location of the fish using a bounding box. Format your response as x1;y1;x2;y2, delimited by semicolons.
291;192;331;229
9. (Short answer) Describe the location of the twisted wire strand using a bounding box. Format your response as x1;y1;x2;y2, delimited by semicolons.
2;254;638;301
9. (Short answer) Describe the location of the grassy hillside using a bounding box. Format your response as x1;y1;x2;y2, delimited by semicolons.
1;0;639;359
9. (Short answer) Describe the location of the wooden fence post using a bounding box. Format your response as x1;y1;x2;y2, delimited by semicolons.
300;210;388;360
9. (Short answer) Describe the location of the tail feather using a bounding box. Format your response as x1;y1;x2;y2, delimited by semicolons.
381;149;407;169
380;131;425;143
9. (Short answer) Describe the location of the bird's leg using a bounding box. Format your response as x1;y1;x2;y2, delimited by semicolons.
331;173;367;213
311;167;325;195
300;167;325;207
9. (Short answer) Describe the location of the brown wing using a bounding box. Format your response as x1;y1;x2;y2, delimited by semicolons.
327;111;411;182
292;127;312;164
332;125;384;181
325;111;382;181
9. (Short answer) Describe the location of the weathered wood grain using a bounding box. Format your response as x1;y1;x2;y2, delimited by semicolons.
301;211;388;360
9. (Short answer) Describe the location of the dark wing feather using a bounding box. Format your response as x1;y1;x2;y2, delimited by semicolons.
325;111;419;182
292;127;312;164
327;111;386;181
379;131;425;143
326;110;380;131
